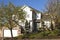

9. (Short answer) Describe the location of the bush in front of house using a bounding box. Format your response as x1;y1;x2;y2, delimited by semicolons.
28;32;42;39
48;29;60;37
27;29;60;39
27;30;50;39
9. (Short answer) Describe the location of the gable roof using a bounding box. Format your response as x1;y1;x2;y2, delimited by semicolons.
20;5;42;13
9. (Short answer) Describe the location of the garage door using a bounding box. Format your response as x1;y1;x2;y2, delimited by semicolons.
4;30;18;37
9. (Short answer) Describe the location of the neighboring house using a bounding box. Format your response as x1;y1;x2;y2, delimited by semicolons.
42;13;55;30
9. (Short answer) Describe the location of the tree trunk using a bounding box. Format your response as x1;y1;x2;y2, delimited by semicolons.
9;20;13;40
10;28;13;40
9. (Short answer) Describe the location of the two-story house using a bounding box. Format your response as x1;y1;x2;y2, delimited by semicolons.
19;5;42;32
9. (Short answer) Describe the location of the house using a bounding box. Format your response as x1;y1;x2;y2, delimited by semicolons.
19;5;42;32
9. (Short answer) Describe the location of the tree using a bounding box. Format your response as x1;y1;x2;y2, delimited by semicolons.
0;2;26;40
45;0;60;30
0;2;7;40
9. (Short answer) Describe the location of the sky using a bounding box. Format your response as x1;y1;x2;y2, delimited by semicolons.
0;0;48;12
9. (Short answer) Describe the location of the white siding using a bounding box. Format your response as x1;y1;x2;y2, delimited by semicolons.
37;23;42;29
23;6;32;21
40;23;42;28
30;22;33;32
37;13;41;19
18;20;25;27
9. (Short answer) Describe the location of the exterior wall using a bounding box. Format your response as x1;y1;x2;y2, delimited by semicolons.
22;6;33;32
18;20;25;30
37;23;40;30
44;21;51;28
37;23;42;29
36;13;42;29
30;21;33;32
21;5;42;32
37;13;41;19
23;6;32;21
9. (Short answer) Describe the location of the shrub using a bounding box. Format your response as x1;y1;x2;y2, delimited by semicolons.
48;29;60;37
